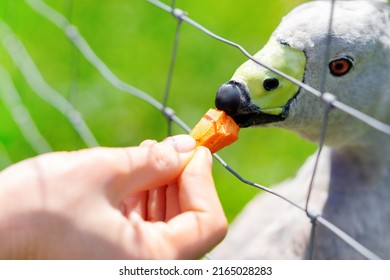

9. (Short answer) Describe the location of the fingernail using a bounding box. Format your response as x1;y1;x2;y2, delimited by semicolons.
163;134;196;153
205;147;213;166
196;146;213;166
139;139;158;147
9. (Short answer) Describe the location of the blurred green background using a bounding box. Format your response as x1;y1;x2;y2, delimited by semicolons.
0;0;316;222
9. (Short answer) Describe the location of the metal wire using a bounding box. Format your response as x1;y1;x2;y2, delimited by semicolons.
305;0;336;259
0;19;99;148
162;8;184;136
0;65;52;154
0;140;12;169
146;0;384;260
25;0;192;134
147;0;390;137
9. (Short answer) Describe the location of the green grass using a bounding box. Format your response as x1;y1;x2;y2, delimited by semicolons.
0;0;315;221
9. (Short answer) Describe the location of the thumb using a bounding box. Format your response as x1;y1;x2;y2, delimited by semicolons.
107;135;197;200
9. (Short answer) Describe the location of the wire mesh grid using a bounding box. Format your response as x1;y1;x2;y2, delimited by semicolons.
1;0;389;259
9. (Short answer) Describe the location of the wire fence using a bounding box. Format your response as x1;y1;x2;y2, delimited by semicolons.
1;0;389;259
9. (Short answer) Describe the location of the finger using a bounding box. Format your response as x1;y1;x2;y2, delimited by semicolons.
178;147;219;213
139;139;158;147
147;186;167;222
121;192;148;219
107;135;196;201
165;183;180;221
166;147;228;259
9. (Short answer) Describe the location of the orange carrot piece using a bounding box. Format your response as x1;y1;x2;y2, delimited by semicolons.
189;108;240;153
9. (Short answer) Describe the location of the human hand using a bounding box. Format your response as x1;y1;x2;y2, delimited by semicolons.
0;135;227;259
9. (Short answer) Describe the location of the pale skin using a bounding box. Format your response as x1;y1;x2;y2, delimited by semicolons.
0;135;228;259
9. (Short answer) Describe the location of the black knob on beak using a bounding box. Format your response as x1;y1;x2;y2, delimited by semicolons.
215;82;244;117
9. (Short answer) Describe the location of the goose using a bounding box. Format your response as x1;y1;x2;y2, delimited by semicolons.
211;0;390;259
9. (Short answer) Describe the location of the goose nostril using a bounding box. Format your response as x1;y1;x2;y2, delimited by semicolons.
263;78;280;91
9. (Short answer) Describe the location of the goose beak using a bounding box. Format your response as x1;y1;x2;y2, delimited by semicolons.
215;36;306;127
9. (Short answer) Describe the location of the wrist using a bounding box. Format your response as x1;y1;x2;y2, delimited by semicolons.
0;170;40;259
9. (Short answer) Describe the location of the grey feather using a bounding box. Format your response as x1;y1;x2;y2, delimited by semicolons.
212;0;390;259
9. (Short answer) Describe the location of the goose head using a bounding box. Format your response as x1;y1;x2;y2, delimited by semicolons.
215;1;390;147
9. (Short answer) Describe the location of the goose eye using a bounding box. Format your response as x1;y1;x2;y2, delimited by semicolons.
329;57;353;77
